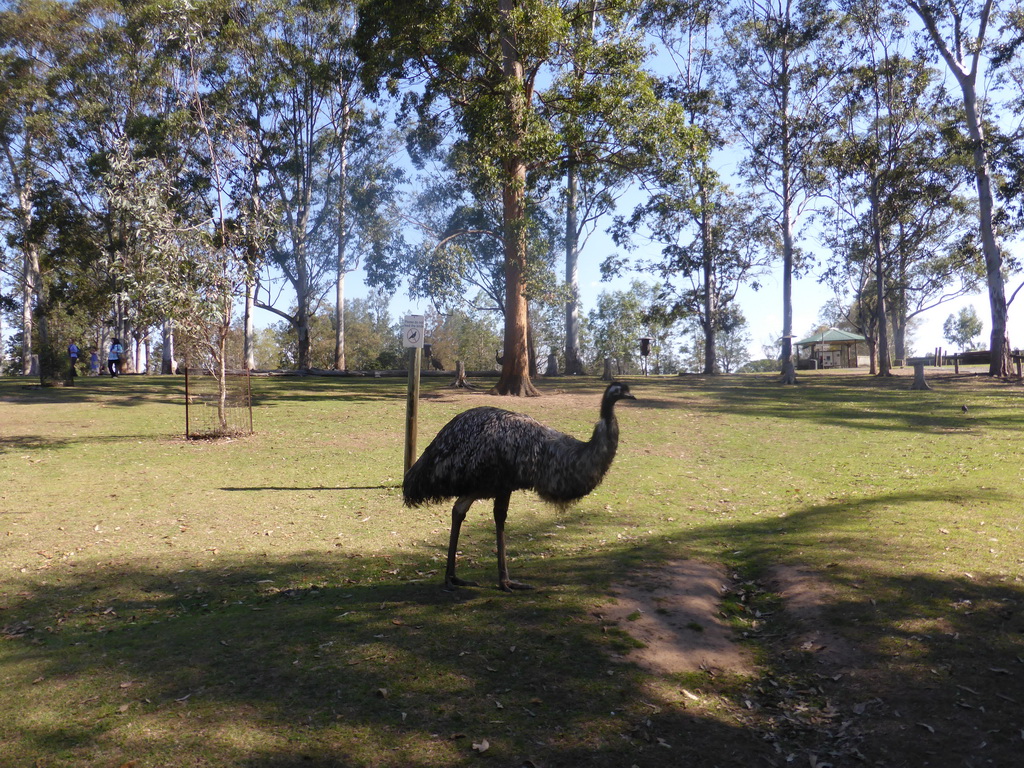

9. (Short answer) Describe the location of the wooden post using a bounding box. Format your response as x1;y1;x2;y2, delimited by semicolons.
404;346;421;475
954;355;959;374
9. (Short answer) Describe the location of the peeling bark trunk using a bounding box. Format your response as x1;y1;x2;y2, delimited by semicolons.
564;156;585;375
910;0;1010;376
871;181;892;376
335;93;351;372
161;319;176;374
491;0;538;397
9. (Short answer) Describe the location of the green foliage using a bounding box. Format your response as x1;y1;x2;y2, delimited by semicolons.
738;358;779;373
269;297;401;370
942;306;984;352
588;279;683;374
424;307;502;371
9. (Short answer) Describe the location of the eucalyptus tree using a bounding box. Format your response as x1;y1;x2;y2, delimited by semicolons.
723;0;849;383
819;1;980;375
49;0;198;374
356;0;691;395
943;305;984;352
609;182;774;373
588;279;678;374
402;168;563;379
907;0;1016;376
0;0;83;377
552;3;673;375
608;0;772;375
208;0;403;371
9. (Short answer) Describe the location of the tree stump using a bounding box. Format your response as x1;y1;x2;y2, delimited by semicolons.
449;360;476;389
779;359;797;385
544;353;558;376
602;357;615;381
910;362;932;390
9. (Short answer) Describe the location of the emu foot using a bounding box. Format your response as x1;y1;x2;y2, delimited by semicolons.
499;580;534;593
444;576;479;591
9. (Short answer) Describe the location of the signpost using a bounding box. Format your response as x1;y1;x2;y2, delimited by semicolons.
403;315;425;474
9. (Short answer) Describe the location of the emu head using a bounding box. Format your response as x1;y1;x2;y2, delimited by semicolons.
605;381;636;403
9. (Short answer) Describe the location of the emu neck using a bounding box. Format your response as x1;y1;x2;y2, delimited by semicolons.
593;397;620;448
599;396;619;424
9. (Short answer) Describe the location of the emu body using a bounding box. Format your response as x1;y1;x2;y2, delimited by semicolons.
403;382;635;591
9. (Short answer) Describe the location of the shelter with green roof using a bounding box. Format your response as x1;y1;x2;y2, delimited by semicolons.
794;329;867;369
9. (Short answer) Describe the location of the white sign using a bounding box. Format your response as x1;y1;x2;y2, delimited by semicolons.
402;314;425;348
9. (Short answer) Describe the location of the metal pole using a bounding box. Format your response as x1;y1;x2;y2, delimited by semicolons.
404;346;421;475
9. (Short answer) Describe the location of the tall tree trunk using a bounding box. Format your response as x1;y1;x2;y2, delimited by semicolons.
909;0;1010;377
779;204;797;384
700;197;717;375
21;246;35;376
335;93;351;371
492;0;538;396
295;244;312;371
963;89;1011;376
243;280;255;370
872;181;891;375
564;155;585;375
493;157;538;396
161;319;176;374
779;41;797;386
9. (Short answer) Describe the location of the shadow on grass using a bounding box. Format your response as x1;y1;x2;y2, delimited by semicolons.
2;547;769;768
658;486;1024;766
220;485;397;492
4;484;1024;767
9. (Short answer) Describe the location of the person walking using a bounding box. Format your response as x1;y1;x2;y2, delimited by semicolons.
68;341;80;378
89;349;100;376
108;338;125;377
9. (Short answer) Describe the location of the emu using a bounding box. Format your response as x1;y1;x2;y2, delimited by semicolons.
403;382;635;591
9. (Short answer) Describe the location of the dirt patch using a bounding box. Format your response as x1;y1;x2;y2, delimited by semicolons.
603;559;755;676
765;564;864;669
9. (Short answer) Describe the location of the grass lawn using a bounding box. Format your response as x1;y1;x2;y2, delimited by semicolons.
1;368;1022;767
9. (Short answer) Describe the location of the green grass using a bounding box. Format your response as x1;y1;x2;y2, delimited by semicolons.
2;369;1023;766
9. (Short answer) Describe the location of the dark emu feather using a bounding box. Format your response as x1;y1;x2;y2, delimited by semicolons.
403;382;636;591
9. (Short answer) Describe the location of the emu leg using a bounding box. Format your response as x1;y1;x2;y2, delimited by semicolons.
445;496;478;590
494;492;533;592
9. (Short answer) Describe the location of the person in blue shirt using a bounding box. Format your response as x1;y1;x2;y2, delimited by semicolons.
108;338;125;377
68;341;80;377
89;349;100;376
